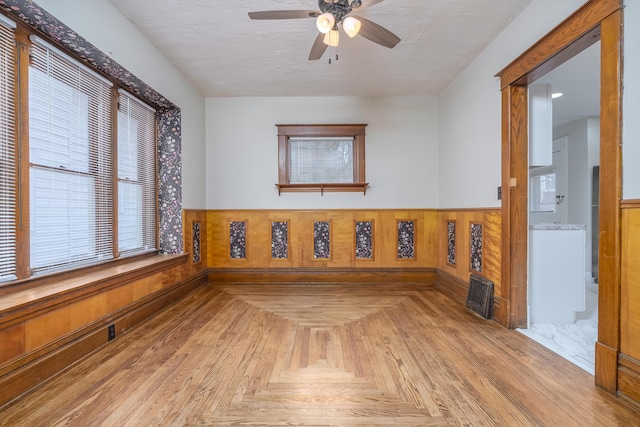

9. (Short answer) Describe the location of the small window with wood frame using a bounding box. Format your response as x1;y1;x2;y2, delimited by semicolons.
276;124;368;195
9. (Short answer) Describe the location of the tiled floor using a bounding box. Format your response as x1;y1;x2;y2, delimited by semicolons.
518;284;598;375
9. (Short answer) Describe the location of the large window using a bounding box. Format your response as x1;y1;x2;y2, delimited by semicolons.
0;25;158;283
117;91;156;254
29;39;114;273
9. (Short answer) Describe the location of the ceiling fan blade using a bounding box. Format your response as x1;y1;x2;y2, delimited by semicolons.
309;32;328;60
355;16;401;49
248;10;319;20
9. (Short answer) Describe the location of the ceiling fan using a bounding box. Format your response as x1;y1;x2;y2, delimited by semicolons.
248;0;401;60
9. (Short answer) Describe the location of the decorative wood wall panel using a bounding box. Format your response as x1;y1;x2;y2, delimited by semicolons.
355;220;374;260
271;221;289;259
313;221;331;259
192;222;201;264
447;221;456;266
207;210;438;269
437;210;501;297
397;220;416;259
470;222;483;272
229;221;248;259
183;210;207;272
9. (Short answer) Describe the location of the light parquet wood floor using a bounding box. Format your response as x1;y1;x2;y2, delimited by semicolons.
1;283;639;426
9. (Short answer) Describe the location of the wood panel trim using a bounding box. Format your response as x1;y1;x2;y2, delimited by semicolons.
15;27;31;280
500;88;513;328
208;267;437;284
596;8;623;391
0;271;208;409
0;254;188;329
621;199;640;209
496;0;621;88
505;84;529;329
438;208;501;213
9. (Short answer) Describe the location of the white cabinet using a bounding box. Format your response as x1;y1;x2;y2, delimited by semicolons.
529;83;553;167
529;225;586;324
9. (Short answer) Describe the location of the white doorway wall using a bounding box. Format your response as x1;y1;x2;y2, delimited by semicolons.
520;42;600;375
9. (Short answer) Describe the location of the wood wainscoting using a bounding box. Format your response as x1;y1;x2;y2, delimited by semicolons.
207;210;439;269
436;209;504;324
207;208;504;320
619;200;640;403
0;210;209;408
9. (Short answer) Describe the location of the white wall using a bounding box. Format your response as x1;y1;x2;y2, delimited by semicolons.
35;0;207;209
206;96;438;209
438;0;586;209
623;0;640;199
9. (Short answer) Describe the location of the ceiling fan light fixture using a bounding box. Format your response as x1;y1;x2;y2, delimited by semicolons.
323;28;340;47
316;12;335;34
343;16;361;38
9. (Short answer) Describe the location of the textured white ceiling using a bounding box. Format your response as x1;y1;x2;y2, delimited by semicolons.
108;0;532;97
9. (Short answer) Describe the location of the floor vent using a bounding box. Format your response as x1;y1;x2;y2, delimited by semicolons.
466;274;494;319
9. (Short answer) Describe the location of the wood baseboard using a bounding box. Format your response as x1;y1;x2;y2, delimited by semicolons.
491;295;510;328
435;270;468;302
618;354;640;404
0;271;208;409
208;268;438;284
595;341;618;393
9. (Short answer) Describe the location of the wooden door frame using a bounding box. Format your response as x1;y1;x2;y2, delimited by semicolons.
495;0;623;392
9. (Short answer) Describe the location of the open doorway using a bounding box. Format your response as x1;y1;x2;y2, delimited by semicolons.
496;0;623;392
519;42;601;374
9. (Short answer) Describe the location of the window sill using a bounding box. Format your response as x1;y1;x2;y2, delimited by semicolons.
0;253;188;327
276;183;369;195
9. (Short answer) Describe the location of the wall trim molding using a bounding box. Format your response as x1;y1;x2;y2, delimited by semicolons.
621;199;640;209
437;208;501;213
0;271;208;409
208;267;437;284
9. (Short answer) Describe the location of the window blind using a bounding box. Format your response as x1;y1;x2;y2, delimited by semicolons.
289;137;354;184
0;20;16;282
29;39;114;273
117;90;156;254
